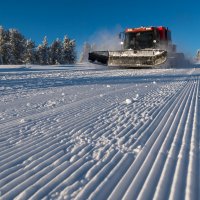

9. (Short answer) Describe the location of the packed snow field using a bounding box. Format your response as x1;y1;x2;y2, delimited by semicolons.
0;64;199;200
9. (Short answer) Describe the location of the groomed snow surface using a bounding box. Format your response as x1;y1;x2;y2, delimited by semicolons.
0;64;200;200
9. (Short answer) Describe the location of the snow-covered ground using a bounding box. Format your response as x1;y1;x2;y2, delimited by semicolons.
0;64;200;200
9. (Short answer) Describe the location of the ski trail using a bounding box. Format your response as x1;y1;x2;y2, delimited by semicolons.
0;67;199;199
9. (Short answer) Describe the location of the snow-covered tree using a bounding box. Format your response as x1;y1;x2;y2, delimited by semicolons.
62;36;76;64
4;43;15;64
79;42;91;63
8;29;26;64
23;39;36;64
0;26;9;64
36;36;49;65
68;40;76;64
62;36;70;64
49;38;63;65
36;44;42;64
0;26;77;65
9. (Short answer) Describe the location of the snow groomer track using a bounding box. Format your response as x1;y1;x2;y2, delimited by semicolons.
0;65;199;200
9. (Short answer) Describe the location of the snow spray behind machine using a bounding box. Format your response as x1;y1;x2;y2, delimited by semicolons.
88;26;187;68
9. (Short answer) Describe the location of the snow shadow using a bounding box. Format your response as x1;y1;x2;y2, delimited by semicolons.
0;66;78;73
0;73;199;91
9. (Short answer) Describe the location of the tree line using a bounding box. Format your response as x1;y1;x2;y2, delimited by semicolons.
0;26;76;65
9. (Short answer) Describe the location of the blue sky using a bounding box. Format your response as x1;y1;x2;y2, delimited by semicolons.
0;0;199;57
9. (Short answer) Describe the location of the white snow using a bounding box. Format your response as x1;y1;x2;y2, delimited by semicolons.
125;99;132;105
0;64;200;199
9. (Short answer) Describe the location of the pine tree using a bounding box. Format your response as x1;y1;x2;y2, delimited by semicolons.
4;42;14;64
8;29;26;64
62;36;76;64
36;44;42;64
0;26;9;64
68;39;76;64
62;36;70;64
23;39;36;64
49;38;63;65
36;36;49;65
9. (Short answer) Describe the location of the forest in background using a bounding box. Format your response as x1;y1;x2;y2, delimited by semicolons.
0;26;76;65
